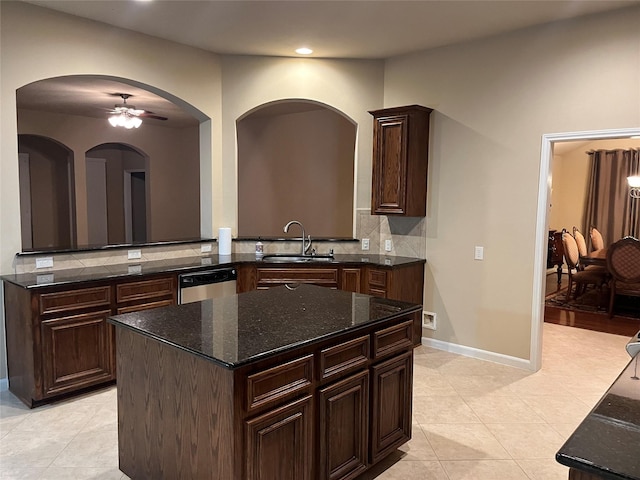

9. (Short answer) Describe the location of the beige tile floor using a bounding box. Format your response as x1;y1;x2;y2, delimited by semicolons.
0;322;633;480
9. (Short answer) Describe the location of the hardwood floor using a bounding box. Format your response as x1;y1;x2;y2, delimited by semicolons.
544;271;640;337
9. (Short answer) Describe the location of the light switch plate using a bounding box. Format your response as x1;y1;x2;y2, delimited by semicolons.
128;249;142;260
201;244;212;253
385;239;392;252
474;246;484;260
35;257;53;269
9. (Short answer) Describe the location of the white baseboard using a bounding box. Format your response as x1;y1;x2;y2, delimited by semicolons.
0;378;8;392
420;336;534;371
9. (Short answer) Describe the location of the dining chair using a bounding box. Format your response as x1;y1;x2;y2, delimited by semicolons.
590;226;605;251
573;227;607;273
606;236;640;318
562;232;609;302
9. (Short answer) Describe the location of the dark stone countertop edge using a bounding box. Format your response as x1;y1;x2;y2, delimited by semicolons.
108;303;422;370
1;254;426;289
555;355;640;480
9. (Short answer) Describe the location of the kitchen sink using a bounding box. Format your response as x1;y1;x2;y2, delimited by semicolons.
260;254;334;263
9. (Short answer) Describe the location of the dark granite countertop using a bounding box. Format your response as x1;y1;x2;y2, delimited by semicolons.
1;254;425;289
556;354;640;480
108;284;421;369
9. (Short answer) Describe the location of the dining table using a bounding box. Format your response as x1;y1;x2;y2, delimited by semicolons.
580;248;607;268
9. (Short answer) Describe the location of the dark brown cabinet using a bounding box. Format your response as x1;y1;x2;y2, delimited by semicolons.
41;309;114;397
370;105;432;217
370;351;412;463
364;264;425;306
4;273;177;407
318;370;369;480
114;294;418;480
255;266;339;290
339;267;362;293
245;395;313;480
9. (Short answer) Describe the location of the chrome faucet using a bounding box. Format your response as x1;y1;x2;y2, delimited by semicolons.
283;220;312;255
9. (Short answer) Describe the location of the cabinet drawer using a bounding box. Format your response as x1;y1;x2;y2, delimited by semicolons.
368;269;387;288
116;298;175;315
372;320;414;359
246;355;313;412
39;286;111;315
320;335;370;381
116;276;175;304
256;268;338;286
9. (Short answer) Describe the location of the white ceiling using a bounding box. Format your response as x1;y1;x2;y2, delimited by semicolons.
23;0;640;59
17;0;640;128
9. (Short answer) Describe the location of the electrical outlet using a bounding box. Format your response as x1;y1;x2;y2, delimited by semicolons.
423;311;437;330
36;273;54;284
201;244;212;253
385;239;392;252
474;246;484;260
128;264;142;274
361;238;370;250
128;249;142;260
36;257;54;269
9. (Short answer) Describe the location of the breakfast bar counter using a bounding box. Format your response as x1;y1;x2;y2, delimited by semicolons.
108;284;422;480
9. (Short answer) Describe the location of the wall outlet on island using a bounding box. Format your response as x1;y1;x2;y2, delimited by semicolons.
361;238;369;251
423;311;437;330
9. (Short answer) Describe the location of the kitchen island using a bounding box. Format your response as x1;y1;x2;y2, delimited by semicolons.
108;284;421;480
556;353;640;480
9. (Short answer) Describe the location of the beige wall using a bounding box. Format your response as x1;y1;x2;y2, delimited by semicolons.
237;109;355;237
550;138;640;234
384;6;640;360
220;55;384;233
0;2;222;380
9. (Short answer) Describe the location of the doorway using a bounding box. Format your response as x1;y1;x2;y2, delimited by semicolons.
531;127;640;371
124;169;147;243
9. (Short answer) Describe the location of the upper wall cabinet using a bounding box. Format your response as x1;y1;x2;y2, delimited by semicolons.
369;105;432;217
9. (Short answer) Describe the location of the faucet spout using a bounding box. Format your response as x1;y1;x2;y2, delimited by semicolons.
283;220;311;255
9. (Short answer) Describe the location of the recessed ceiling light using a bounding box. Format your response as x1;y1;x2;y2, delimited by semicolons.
295;47;313;55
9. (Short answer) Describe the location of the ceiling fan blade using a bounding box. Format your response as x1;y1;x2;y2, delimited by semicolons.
139;112;168;121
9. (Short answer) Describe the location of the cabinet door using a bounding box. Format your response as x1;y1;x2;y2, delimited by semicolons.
41;309;114;396
318;370;369;480
245;395;313;480
340;268;362;293
370;351;413;464
371;114;408;215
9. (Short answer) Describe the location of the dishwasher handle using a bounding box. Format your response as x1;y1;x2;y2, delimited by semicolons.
179;268;237;288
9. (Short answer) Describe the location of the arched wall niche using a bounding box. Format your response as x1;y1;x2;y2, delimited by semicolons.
237;99;357;239
16;74;206;250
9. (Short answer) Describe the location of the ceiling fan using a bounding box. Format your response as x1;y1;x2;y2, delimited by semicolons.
107;93;168;128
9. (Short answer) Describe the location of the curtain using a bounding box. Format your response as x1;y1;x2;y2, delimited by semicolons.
583;149;640;248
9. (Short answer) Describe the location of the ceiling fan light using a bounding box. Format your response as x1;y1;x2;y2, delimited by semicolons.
108;114;121;127
109;112;142;129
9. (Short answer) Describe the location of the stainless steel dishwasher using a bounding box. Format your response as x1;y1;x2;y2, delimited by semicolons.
178;267;238;304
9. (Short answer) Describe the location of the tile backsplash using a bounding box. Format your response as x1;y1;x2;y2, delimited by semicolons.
13;210;425;274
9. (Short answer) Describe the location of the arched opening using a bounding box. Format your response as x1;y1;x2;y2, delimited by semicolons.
17;134;75;251
237;99;357;238
16;74;206;251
